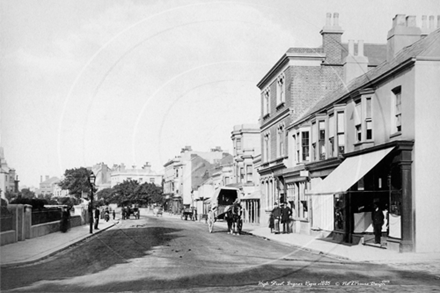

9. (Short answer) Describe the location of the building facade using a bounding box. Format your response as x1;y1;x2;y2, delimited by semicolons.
257;12;386;226
287;14;440;253
230;124;261;223
110;162;163;188
0;147;18;199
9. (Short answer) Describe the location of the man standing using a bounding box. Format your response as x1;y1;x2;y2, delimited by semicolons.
372;200;384;245
272;203;282;234
281;203;292;234
94;207;100;230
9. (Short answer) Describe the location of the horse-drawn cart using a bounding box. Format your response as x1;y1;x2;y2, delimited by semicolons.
206;187;242;234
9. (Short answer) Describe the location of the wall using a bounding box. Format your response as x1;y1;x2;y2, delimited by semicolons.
413;60;440;252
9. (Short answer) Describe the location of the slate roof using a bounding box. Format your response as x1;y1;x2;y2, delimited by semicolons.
294;28;440;125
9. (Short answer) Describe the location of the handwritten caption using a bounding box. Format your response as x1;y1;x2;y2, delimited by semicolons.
259;280;390;288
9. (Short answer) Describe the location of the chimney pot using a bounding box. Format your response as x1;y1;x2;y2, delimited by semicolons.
333;12;340;26
326;12;331;26
429;15;435;29
358;40;365;56
348;40;354;55
393;14;406;27
406;15;416;27
422;15;428;28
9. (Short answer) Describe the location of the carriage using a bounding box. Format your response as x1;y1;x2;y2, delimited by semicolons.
205;187;242;234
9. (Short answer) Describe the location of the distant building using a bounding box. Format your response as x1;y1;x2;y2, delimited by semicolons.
91;162;112;191
0;147;18;199
38;176;61;196
110;162;163;188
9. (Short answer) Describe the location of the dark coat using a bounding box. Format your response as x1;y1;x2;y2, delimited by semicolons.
94;208;100;219
281;206;292;223
272;206;281;218
372;206;384;225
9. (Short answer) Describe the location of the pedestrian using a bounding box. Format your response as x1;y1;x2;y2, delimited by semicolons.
113;209;116;220
372;200;384;245
269;213;274;233
94;207;100;230
272;202;282;234
281;203;292;234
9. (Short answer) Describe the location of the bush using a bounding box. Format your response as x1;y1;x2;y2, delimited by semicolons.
10;197;47;209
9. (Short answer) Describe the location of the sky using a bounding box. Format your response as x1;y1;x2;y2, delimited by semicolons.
1;0;440;187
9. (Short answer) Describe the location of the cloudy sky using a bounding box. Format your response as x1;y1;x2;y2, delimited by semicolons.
1;0;439;187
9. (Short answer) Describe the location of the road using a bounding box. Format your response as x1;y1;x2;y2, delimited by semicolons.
1;214;439;292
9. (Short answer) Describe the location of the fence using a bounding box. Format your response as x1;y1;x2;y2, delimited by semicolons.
32;209;62;225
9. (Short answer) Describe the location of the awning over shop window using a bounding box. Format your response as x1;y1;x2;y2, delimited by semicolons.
307;147;394;195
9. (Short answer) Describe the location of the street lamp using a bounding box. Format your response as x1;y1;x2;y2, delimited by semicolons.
88;171;96;234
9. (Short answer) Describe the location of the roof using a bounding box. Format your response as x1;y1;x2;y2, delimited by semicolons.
341;43;387;66
295;28;440;123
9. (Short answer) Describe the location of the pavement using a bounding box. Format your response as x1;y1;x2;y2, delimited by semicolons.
2;211;440;271
0;219;119;267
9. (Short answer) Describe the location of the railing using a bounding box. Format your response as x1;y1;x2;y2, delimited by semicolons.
32;209;62;225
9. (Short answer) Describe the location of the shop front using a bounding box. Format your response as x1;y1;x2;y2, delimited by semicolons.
307;141;414;252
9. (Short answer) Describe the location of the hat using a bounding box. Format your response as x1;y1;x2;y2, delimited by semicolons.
274;202;278;206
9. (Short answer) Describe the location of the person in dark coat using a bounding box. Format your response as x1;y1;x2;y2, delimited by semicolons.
94;208;100;230
272;203;282;234
281;203;292;234
372;201;384;244
269;213;275;233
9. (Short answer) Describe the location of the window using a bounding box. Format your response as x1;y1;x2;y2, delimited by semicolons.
236;138;241;151
246;165;253;183
277;74;285;106
337;111;345;154
365;97;373;140
311;122;317;161
319;121;326;160
150;178;155;183
392;87;402;133
295;134;300;163
354;101;362;142
328;114;335;157
277;125;285;158
301;131;310;161
264;133;270;162
263;88;270;116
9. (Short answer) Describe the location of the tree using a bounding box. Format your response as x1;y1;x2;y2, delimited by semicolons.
97;188;116;205
58;167;95;199
20;188;36;199
112;180;139;206
5;190;18;202
137;182;164;206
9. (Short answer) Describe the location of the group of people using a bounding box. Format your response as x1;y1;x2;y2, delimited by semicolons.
93;206;116;230
269;202;292;234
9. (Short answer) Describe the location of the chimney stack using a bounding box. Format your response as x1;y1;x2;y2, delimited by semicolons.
343;40;368;84
387;14;422;61
320;12;344;64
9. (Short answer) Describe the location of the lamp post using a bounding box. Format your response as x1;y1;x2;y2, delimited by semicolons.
88;171;96;234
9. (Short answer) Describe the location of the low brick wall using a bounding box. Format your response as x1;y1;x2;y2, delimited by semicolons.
31;221;60;238
0;230;16;246
70;215;82;228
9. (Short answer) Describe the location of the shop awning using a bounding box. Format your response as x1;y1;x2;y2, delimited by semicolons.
307;147;394;195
